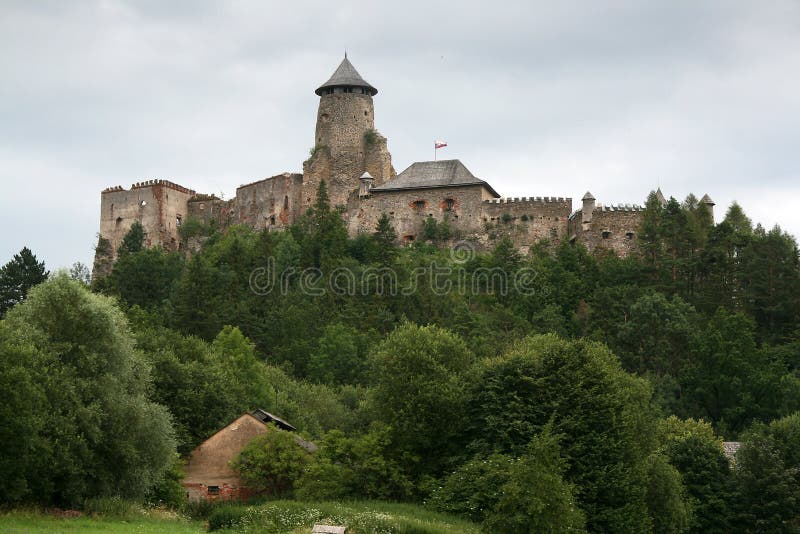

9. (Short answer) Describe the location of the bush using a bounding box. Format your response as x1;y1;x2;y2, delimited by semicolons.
231;424;312;497
428;454;514;522
208;504;249;531
83;497;144;520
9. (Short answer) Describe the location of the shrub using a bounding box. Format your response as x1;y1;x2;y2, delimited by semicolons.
231;424;312;498
208;504;249;531
83;497;143;520
428;454;514;522
364;128;378;145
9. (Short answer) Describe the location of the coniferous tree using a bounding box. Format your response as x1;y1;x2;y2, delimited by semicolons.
0;247;48;317
118;221;145;257
373;213;398;266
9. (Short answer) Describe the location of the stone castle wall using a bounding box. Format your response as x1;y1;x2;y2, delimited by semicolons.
98;180;195;262
568;205;645;256
348;184;491;242
232;173;304;230
480;197;572;252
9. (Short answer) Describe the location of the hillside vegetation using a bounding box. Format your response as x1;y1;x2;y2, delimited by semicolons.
2;184;800;532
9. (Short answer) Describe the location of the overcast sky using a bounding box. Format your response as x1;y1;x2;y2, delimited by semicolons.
1;1;799;271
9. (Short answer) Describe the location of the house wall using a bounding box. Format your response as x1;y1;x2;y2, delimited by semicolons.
182;414;267;502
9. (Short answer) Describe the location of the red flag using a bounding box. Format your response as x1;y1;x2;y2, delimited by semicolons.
435;141;447;149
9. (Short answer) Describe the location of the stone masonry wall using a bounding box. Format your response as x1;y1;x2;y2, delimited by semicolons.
480;197;572;253
232;173;304;231
98;180;194;263
348;184;491;242
304;93;394;209
568;205;645;256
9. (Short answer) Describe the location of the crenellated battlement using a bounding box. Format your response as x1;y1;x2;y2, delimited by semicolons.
484;196;571;204
102;179;195;195
131;179;195;195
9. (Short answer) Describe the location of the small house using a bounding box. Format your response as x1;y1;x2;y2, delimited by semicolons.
182;409;311;501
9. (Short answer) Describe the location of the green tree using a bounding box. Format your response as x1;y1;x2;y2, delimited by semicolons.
2;274;176;505
296;180;348;270
659;418;733;534
308;323;370;385
428;453;514;523
0;247;48;317
483;425;586;533
232;425;312;497
369;323;474;483
295;423;413;501
107;248;183;309
468;334;655;532
644;453;692;534
118;221;145;256
733;435;800;532
0;322;47;502
373;213;398;265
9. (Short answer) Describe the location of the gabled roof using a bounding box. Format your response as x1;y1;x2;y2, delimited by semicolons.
251;408;296;432
315;56;377;96
370;159;500;198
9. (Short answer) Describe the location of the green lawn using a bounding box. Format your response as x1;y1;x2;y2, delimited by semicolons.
0;509;205;533
0;501;479;534
207;500;481;533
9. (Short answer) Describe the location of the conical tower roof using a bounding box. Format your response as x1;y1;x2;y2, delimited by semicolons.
315;56;377;96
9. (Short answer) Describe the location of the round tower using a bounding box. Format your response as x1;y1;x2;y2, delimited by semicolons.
303;56;394;209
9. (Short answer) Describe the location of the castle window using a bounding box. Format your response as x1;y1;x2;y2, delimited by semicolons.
270;215;276;225
444;198;455;211
412;200;426;210
626;231;635;240
176;215;182;228
207;486;220;495
284;195;289;210
602;230;611;239
140;200;147;207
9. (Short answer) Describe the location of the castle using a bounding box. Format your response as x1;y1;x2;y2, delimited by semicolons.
94;56;715;275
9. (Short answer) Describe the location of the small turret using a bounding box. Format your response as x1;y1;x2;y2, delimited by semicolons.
655;188;667;207
582;191;596;223
359;172;374;197
701;193;715;223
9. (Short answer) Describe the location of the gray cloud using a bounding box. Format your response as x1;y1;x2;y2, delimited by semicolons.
1;0;799;269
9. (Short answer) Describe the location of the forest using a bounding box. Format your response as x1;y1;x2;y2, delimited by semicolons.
2;183;800;533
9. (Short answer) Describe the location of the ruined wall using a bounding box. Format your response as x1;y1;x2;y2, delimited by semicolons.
568;204;644;256
232;173;304;230
97;180;194;264
304;93;394;209
182;414;267;502
478;197;572;253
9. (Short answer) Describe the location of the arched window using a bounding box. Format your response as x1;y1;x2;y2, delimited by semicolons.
283;195;289;210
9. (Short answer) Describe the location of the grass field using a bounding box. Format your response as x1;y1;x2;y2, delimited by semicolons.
0;509;205;533
0;501;479;533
